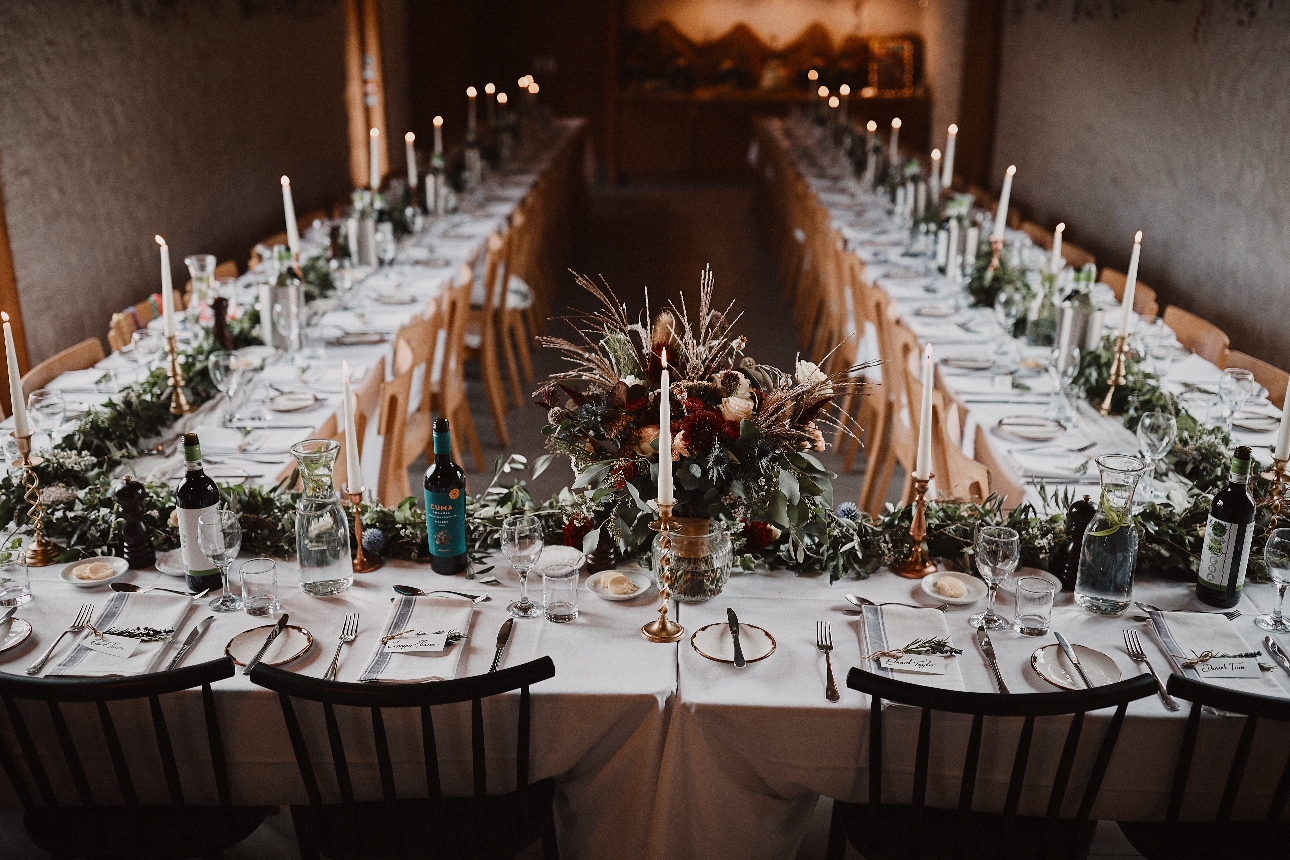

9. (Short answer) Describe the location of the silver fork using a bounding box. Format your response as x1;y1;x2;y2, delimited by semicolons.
1122;629;1179;711
1136;601;1241;621
816;621;840;703
27;604;94;676
323;613;359;681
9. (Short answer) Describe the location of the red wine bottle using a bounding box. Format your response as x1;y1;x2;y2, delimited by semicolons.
424;419;468;575
1196;446;1255;608
176;433;221;594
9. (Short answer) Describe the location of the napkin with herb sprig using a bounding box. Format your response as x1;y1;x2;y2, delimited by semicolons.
50;592;192;677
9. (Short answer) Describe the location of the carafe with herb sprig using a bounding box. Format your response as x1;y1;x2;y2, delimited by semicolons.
1074;454;1146;615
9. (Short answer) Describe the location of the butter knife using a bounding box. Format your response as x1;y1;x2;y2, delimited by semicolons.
243;613;288;675
728;608;746;668
1055;630;1094;688
489;618;514;673
165;616;213;671
1265;637;1290;677
976;625;1010;694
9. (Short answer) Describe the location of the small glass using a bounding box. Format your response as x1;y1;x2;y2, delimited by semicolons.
131;330;164;368
27;390;66;450
1218;368;1255;433
239;558;279;616
542;562;580;623
1013;577;1056;635
197;509;243;612
1256;529;1290;633
1136;412;1178;502
501;514;544;619
970;525;1021;630
0;549;31;607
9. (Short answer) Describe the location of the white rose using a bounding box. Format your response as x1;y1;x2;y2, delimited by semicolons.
720;396;754;422
795;359;828;388
621;374;642;388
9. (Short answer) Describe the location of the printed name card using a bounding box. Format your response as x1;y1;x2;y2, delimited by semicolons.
383;632;448;654
82;634;139;660
879;654;946;675
1193;657;1262;679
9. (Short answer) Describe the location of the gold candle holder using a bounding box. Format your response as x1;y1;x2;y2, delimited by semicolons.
1098;334;1130;416
642;501;685;643
890;476;938;579
164;334;193;415
1262;458;1289;529
986;236;1004;273
10;433;62;566
343;485;381;573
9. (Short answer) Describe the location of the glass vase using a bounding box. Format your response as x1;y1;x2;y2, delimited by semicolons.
651;518;732;603
1074;454;1146;616
291;439;353;596
184;254;216;326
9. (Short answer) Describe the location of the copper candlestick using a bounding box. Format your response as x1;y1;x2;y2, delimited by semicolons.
343;485;381;573
642;501;685;643
1098;335;1130;416
1262;458;1289;529
10;433;61;566
986;236;1004;273
164;334;193;415
891;476;938;579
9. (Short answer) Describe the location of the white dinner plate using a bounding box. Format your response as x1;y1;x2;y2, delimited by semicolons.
921;571;988;605
0;618;33;654
998;568;1063;596
203;465;250;486
943;356;995;371
1031;643;1122;690
60;556;129;588
915;305;957;318
996;416;1066;442
586;569;652;601
691;622;776;664
267;392;319;412
533;545;586;575
1232;413;1279;433
374;292;415;306
225;624;313;667
331;331;386;346
234;346;275;370
155;549;186;578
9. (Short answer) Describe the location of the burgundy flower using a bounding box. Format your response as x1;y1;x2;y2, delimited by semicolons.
681;408;724;454
740;520;781;552
562;514;593;548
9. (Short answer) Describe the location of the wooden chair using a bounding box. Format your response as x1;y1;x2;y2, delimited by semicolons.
463;232;512;447
249;657;559;860
500;209;537;400
825;669;1157;860
1099;268;1159;318
902;360;991;502
375;358;417;506
437;266;486;472
1019;220;1051;250
1116;674;1290;860
1163;305;1230;368
1060;240;1096;271
107;312;137;352
861;316;922;514
21;337;106;399
1225;350;1287;409
972;425;1027;511
374;312;442;506
0;657;271;860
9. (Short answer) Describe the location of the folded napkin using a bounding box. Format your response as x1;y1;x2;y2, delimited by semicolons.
860;605;965;691
1148;610;1285;696
1010;449;1092;480
49;593;193;677
196;426;304;455
359;596;475;683
316;309;405;335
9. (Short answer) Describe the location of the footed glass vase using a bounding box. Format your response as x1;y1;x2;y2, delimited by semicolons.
291;440;353;596
1074;454;1146;616
651;518;732;603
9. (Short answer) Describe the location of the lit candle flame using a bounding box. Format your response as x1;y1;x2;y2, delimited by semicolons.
280;174;290;186
405;131;415;143
369;127;379;139
828;96;839;108
661;347;667;368
485;83;495;95
891;118;902;129
433;115;443;127
807;69;818;81
1006;164;1016;176
466;86;477;98
1135;230;1143;243
866;120;877;132
1;312;8;323
528;82;539;94
948;123;958;134
497;93;508;104
931;149;941;160
817;85;828;98
839;84;850;96
155;235;166;247
1056;222;1066;233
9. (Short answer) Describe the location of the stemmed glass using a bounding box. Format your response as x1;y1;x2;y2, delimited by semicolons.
131;330;164;369
1136;412;1178;502
197;509;243;612
1256;529;1290;633
970;525;1021;630
993;290;1026;361
501;514;544;619
208;351;245;424
27;390;66;450
1218;368;1255;433
1046;344;1081;425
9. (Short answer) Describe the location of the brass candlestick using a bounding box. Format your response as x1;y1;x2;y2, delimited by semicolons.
1098;335;1130;416
1262;458;1289;529
986;236;1004;273
10;433;61;566
343;485;381;573
164;334;193;415
642;501;685;643
891;476;938;579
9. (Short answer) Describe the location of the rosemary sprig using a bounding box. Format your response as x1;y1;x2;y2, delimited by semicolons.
101;626;175;643
900;637;962;657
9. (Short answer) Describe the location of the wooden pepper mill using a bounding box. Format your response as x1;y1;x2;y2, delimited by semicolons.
1051;494;1096;592
586;524;620;573
211;297;234;351
115;477;156;569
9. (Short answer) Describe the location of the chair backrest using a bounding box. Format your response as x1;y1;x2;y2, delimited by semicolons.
376;361;415;506
1226;350;1288;409
849;667;1155;852
1155;674;1290;837
1099;268;1158;317
107;312;138;352
0;658;238;810
1020;220;1051;250
1060;240;1096;271
21;338;107;398
249;657;556;821
1163;305;1230;368
972;425;1027;511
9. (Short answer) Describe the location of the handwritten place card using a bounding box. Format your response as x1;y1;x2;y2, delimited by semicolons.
1193;657;1262;679
82;634;139;660
879;654;947;675
383;632;448;654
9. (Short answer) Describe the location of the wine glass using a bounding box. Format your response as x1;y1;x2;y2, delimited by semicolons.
1256;529;1290;633
1218;368;1255;433
197;509;243;612
993;289;1026;359
1136;412;1178;502
501;514;544;619
27;390;66;449
208;351;245;424
131;330;163;368
1046;344;1080;425
970;525;1020;630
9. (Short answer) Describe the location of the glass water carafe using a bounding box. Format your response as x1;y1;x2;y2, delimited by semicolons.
184;254;217;326
291;440;353;596
1074;454;1146;615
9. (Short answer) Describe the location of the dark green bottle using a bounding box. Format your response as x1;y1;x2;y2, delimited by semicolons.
1196;447;1256;608
176;433;221;594
424;419;468;575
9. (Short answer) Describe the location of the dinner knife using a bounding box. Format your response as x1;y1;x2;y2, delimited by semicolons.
1055;631;1094;688
165;616;213;671
243;613;289;675
976;625;1010;694
489;618;514;673
728;608;746;668
1265;637;1290;677
0;606;16;628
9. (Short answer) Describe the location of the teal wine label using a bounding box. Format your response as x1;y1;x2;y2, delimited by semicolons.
425;487;467;557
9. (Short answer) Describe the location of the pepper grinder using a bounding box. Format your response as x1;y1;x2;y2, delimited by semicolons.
115;477;156;570
586;525;620;574
1051;494;1096;591
211;297;234;352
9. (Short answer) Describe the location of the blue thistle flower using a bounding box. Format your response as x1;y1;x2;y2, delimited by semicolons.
835;502;860;521
362;527;387;556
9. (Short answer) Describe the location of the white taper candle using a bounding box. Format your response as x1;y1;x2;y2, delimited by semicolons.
1050;222;1065;274
404;132;417;189
343;361;362;493
1274;390;1290;460
993;165;1016;240
914;344;934;480
658;349;673;504
433;116;443;156
889;117;901;166
368;127;380;191
2;312;29;438
280;175;300;259
942;124;957;189
1119;231;1143;336
156;235;175;337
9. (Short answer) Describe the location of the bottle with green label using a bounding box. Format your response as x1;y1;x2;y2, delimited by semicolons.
176;433;221;594
1196;446;1256;609
424;419;468;575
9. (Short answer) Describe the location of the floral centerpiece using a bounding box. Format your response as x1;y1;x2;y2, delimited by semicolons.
534;269;865;598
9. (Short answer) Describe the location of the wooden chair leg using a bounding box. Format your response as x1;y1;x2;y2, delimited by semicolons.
863;442;896;517
825;800;848;860
541;824;560;859
290;806;321;860
511;317;534;383
454;401;486;472
501;324;525;409
899;469;916;506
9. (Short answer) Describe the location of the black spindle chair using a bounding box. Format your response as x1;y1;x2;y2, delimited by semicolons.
1116;673;1290;859
0;656;271;860
825;668;1157;860
249;656;558;860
